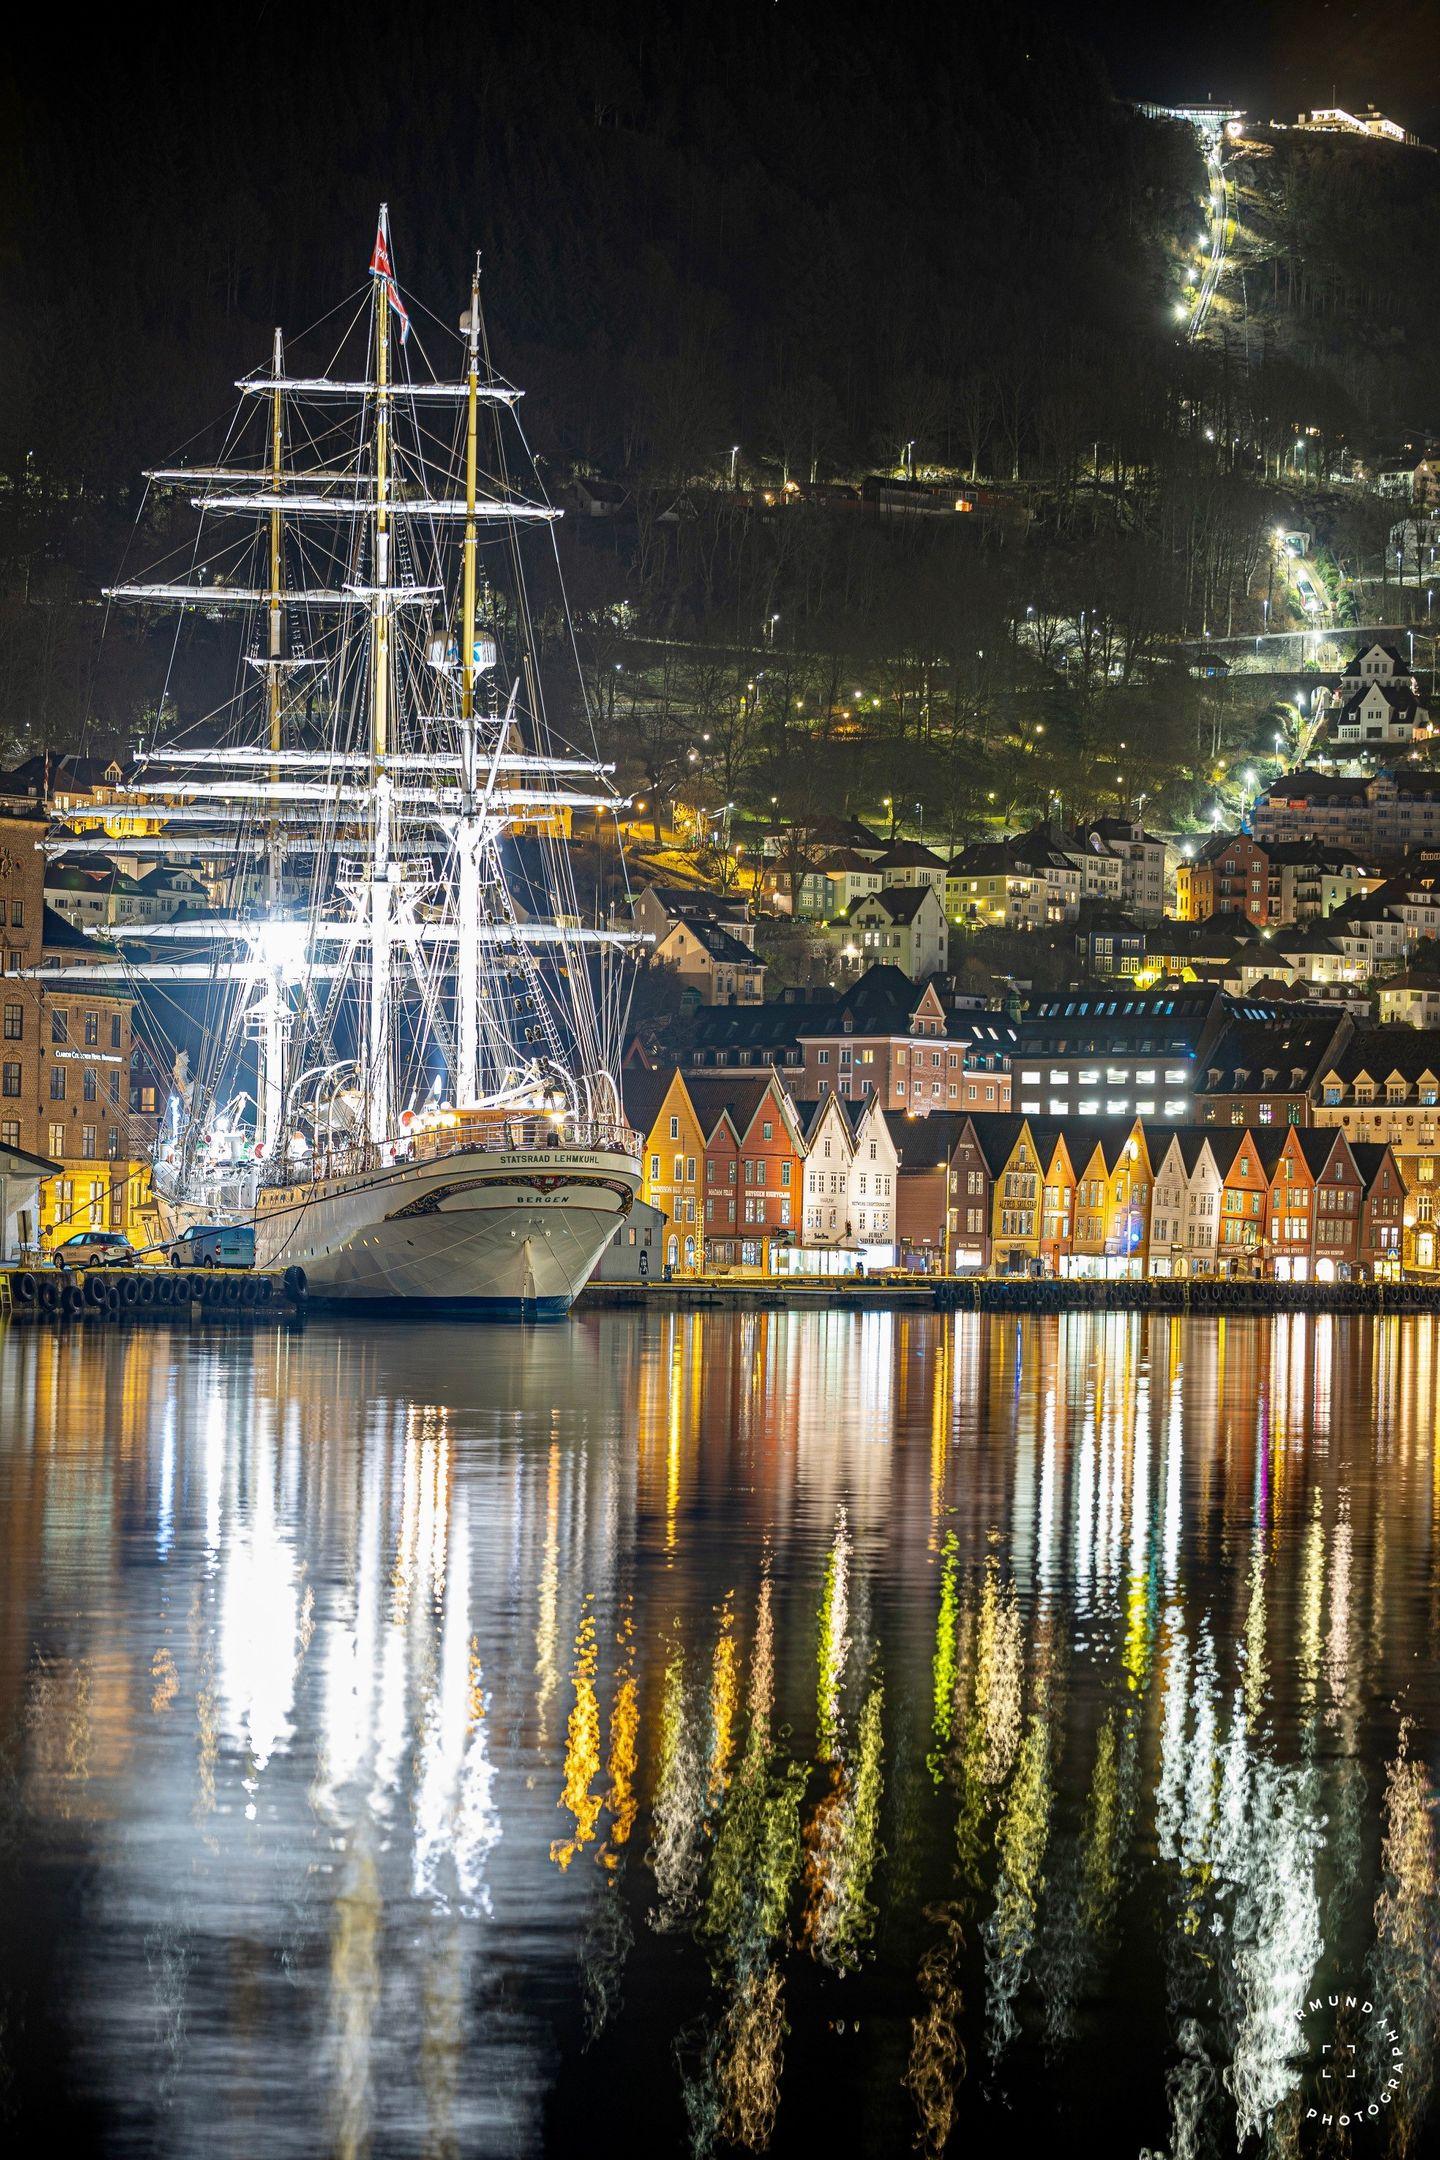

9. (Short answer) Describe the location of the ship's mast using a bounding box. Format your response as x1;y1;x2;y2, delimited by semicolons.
257;327;288;1163
455;263;483;1106
267;329;285;781
365;207;396;1146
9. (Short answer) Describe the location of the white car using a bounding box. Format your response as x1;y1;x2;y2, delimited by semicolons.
51;1230;136;1270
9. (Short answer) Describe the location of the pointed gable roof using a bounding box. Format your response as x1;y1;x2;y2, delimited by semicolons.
963;1114;1030;1177
620;1066;680;1141
841;883;938;927
684;1075;775;1145
791;1092;854;1150
1349;1141;1398;1193
883;1108;969;1169
691;1070;804;1152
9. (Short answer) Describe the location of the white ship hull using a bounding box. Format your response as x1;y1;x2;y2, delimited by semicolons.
252;1144;639;1317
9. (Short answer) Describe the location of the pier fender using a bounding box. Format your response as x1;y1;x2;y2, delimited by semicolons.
84;1273;108;1308
282;1266;307;1304
13;1273;37;1306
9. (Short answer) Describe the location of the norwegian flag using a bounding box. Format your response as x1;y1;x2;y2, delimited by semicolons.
369;209;410;344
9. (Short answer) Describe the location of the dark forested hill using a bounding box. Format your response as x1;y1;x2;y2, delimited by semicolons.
1;0;1438;806
1229;129;1440;435
0;3;1198;487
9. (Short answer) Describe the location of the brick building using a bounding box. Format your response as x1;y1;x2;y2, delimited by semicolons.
0;808;146;1245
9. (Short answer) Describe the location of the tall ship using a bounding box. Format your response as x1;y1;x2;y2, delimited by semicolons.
34;211;644;1315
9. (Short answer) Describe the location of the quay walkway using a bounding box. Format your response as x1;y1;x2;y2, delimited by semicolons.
581;1276;1440;1318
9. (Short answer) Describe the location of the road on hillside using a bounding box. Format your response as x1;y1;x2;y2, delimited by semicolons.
1188;129;1231;339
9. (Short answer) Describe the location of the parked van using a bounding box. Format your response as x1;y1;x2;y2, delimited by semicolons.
168;1223;255;1270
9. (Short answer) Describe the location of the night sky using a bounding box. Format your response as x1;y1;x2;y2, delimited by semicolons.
1072;0;1440;135
10;0;1440;161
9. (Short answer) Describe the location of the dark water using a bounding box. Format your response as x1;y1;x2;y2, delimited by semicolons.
1;1309;1439;2158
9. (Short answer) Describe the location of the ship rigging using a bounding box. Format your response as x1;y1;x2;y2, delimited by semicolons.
29;210;646;1313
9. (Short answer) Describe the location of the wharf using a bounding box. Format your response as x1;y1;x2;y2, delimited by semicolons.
1;1266;307;1323
580;1276;1440;1318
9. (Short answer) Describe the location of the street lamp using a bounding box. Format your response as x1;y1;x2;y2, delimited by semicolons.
730;445;740;485
767;613;780;645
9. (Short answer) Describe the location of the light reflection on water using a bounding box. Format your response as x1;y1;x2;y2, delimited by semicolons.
1;1310;1439;2155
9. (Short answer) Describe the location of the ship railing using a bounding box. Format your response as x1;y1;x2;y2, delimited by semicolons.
284;1118;641;1184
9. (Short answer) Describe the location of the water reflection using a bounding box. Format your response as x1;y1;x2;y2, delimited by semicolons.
3;1311;1440;2154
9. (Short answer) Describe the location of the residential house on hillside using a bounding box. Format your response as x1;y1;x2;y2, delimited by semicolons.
0;753;127;817
1074;818;1167;921
1367;870;1440;949
1177;833;1271;926
1145;912;1253;976
755;855;831;919
1075;910;1145;979
1378;967;1440;1026
1262;841;1382;924
790;813;886;860
624;882;754;949
1320;890;1409;976
1255;768;1440;855
1009;829;1084;921
946;843;1045;931
829;883;948;980
1318;642;1431;749
45;859;211;927
818;849;884;915
869;839;948;893
1267;922;1363;989
651;918;766;1005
